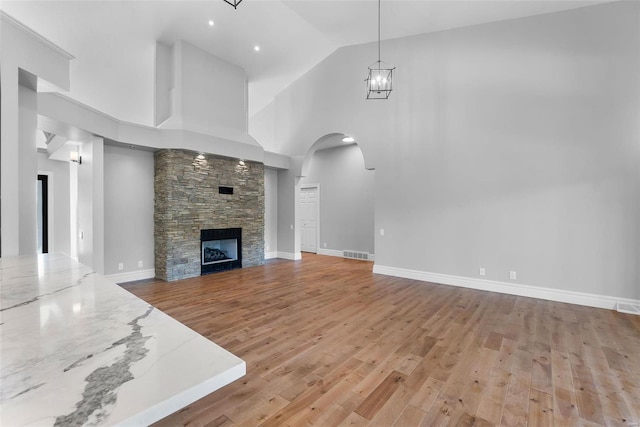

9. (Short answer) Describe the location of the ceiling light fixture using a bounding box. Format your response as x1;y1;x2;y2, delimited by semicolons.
224;0;243;9
254;45;260;52
208;20;214;27
365;0;395;100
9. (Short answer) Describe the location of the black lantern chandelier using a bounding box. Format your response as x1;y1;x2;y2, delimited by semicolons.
224;0;243;9
365;0;395;99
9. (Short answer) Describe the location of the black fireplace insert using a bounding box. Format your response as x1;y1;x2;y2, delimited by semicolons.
200;228;242;275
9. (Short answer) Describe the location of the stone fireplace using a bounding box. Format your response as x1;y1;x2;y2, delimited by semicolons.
154;149;264;281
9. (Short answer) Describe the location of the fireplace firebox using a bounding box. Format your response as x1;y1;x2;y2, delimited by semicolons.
200;228;242;275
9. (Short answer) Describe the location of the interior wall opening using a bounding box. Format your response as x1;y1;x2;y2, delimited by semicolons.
299;137;375;260
37;174;49;254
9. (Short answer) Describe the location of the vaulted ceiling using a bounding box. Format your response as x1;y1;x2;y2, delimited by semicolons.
2;0;609;126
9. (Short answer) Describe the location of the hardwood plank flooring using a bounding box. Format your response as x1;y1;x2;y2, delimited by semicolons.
121;254;640;426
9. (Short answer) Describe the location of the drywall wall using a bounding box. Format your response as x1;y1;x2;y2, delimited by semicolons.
264;167;278;256
18;84;38;255
154;40;252;144
39;92;266;164
250;103;276;152
1;64;20;257
267;2;640;300
104;145;154;275
77;140;94;269
1;12;72;256
77;136;105;274
154;42;173;126
37;153;71;256
181;41;247;135
300;144;374;254
276;157;302;259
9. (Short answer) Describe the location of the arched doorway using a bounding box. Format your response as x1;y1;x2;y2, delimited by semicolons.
297;133;375;260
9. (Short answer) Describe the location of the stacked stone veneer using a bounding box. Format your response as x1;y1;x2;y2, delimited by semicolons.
155;149;264;281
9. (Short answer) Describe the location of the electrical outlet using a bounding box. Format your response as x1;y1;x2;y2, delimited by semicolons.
323;242;327;248
266;245;270;251
118;262;124;271
379;229;385;236
510;271;517;280
138;260;143;268
479;267;486;276
290;224;294;230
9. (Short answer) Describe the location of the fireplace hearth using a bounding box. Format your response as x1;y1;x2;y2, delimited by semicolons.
201;228;242;275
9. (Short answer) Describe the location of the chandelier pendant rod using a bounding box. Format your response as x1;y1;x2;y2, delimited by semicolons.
377;0;381;63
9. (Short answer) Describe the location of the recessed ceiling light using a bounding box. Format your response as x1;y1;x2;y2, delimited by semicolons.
342;136;355;143
208;20;214;27
254;45;260;52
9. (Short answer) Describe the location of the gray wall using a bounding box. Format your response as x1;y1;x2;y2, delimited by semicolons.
37;153;71;256
104;145;155;275
154;42;173;126
77;137;105;274
276;161;301;256
180;41;247;135
1;13;71;257
300;144;374;254
250;102;276;152
257;2;640;299
264;167;278;255
18;84;38;255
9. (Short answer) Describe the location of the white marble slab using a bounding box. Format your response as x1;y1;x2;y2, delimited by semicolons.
0;254;245;426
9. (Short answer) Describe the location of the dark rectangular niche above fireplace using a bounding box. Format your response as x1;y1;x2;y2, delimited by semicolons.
201;228;242;275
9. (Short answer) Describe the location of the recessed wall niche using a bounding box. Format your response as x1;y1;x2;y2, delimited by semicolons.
154;149;264;281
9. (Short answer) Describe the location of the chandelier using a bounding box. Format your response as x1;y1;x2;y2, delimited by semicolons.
224;0;243;9
365;0;395;99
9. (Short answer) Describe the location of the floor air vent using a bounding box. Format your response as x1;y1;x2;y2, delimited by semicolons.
617;302;640;315
343;250;370;261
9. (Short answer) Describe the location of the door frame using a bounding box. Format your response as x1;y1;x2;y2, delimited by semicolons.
37;172;53;254
299;184;320;254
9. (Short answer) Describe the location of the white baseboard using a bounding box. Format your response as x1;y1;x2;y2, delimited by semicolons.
105;269;156;284
616;302;640;315
264;251;278;260
372;265;640;311
317;248;343;257
277;251;302;261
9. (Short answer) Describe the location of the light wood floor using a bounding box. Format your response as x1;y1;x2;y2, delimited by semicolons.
121;254;640;426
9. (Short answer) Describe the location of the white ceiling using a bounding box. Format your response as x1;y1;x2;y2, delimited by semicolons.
2;0;609;127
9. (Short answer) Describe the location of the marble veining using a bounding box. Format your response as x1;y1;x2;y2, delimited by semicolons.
0;254;245;426
0;272;90;313
55;307;154;426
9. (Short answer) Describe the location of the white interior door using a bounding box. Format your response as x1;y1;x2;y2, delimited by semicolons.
300;186;318;253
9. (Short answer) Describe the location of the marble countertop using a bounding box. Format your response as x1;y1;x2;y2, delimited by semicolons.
0;254;245;426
